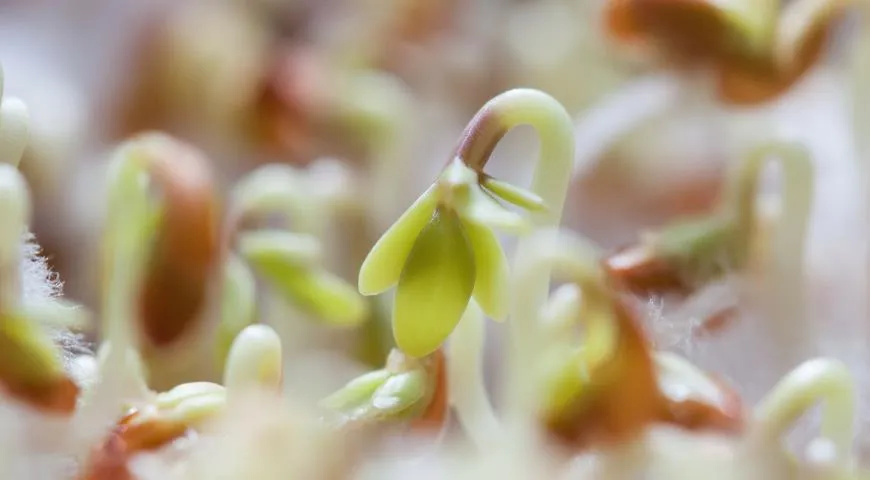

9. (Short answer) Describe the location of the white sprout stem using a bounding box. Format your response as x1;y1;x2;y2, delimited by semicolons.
508;228;606;422
453;89;574;423
731;141;814;370
448;299;501;447
571;73;683;177
752;358;856;465
0;164;30;311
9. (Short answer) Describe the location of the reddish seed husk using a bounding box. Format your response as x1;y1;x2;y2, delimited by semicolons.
138;137;221;349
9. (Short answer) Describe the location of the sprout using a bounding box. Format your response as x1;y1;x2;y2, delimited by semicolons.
0;164;80;415
359;88;574;358
604;0;846;105
751;358;856;474
512;229;744;450
223;324;283;395
320;347;447;434
102;133;220;351
224;162;369;338
604;139;813;301
82;324;287;478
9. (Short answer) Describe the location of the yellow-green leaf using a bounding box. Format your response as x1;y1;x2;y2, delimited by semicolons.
482;177;547;212
359;185;438;295
393;209;475;357
463;220;509;321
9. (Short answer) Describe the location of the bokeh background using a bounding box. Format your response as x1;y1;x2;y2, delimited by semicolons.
3;0;870;451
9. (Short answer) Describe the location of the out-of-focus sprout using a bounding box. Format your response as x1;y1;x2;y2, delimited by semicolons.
223;323;283;395
751;358;856;478
320;347;447;434
79;133;219;426
101;133;220;352
0;163;80;415
81;323;285;479
223;162;369;355
359;88;573;361
603;139;813;358
604;0;847;105
512;229;743;449
0;87;87;415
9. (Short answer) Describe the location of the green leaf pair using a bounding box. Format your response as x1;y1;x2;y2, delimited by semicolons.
358;158;546;357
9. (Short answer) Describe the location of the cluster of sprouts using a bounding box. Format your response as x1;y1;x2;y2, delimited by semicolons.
3;0;870;478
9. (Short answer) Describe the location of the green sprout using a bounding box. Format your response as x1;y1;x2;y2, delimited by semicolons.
97;137;367;387
752;358;856;476
509;228;658;444
82;322;286;479
219;163;369;361
507;229;745;448
320;347;444;431
605;139;813;297
359;88;574;358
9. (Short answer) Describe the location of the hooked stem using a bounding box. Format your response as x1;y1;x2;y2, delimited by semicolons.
453;89;575;424
752;358;856;470
725;140;814;368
